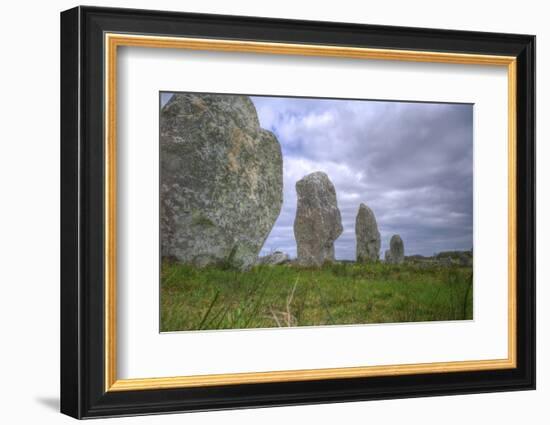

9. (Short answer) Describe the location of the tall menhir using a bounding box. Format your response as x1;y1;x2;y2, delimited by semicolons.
160;93;283;270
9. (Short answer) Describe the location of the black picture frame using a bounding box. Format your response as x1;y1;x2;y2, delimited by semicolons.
60;5;535;419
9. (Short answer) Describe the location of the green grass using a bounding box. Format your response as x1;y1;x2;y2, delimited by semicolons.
160;261;473;332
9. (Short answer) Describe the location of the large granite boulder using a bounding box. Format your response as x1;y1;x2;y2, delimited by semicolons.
293;172;343;266
355;203;381;262
384;234;405;264
160;93;283;270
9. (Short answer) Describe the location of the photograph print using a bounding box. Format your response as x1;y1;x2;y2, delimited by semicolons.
159;92;474;332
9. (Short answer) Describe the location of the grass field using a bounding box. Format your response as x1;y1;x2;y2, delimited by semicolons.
160;261;473;332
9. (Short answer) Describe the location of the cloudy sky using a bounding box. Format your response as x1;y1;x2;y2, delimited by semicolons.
161;93;473;260
250;96;473;259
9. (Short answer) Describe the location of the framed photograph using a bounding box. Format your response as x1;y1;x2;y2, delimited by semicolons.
60;6;535;419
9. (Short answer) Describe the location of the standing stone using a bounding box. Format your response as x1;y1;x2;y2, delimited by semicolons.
384;234;405;264
355;203;381;262
160;93;283;270
293;172;343;266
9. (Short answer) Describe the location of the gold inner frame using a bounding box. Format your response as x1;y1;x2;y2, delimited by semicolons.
104;33;517;392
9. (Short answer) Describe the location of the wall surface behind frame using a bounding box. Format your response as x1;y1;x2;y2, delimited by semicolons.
0;0;544;424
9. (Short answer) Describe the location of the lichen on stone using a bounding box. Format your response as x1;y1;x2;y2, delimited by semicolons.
160;93;283;270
